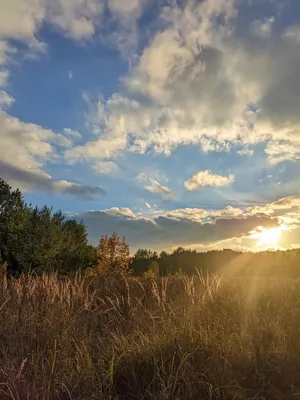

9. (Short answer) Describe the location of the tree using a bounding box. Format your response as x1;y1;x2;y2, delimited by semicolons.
97;233;131;275
144;260;159;278
131;249;158;276
0;179;27;274
0;178;97;275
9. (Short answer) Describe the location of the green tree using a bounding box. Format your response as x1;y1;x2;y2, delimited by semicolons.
131;249;158;276
0;178;27;274
144;260;159;278
0;178;97;275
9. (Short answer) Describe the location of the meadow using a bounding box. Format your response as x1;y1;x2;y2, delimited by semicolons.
1;268;300;400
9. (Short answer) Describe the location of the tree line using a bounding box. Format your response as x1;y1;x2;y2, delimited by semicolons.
0;178;97;275
2;177;300;278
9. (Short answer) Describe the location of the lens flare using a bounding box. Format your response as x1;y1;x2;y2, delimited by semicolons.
258;228;281;245
251;226;284;249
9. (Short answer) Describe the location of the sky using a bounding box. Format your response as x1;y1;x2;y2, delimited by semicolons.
1;0;300;252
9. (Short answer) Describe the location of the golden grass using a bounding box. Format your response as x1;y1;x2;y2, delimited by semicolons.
1;269;300;399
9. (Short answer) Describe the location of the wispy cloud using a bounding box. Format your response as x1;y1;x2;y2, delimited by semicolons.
93;160;120;175
137;172;175;202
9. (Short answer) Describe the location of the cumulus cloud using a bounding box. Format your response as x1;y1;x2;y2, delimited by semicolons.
184;170;234;191
61;0;300;167
104;207;135;218
0;105;104;198
265;140;300;164
76;191;300;250
0;0;104;43
0;0;147;56
46;0;103;41
0;0;45;42
0;161;105;198
80;208;278;251
0;109;56;172
164;208;209;222
0;106;84;172
2;0;300;219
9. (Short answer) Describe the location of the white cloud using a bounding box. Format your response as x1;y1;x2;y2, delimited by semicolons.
0;0;45;41
164;208;209;222
0;41;13;65
250;17;275;38
184;170;234;191
0;70;9;87
93;160;120;174
2;0;300;202
63;128;82;139
46;0;103;41
237;148;254;156
68;70;73;80
283;25;300;44
0;0;104;47
60;0;300;166
0;91;14;108
144;180;171;194
80;207;278;251
53;179;105;198
265;140;300;164
0;103;104;197
138;172;171;194
0;109;55;173
0;160;106;198
106;0;147;59
104;207;136;218
77;191;300;250
108;0;140;15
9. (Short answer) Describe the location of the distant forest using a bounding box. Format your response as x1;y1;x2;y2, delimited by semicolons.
1;177;300;278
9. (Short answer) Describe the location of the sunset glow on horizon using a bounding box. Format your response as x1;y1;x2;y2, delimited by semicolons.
251;226;289;250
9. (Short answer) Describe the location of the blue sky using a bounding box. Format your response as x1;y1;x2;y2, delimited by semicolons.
1;0;300;252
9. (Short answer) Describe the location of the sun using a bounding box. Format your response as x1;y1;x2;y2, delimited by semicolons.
258;228;281;245
251;226;283;249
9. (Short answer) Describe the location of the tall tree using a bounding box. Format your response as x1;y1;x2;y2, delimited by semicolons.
0;179;27;274
0;178;97;274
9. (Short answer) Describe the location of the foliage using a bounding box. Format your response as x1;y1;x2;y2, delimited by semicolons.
0;178;27;272
97;232;131;275
0;178;96;274
131;248;158;276
131;246;300;278
144;260;159;278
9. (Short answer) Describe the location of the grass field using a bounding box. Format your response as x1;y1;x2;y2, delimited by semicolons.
1;270;300;399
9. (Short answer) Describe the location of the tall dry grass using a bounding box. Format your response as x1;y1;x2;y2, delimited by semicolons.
0;267;300;399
